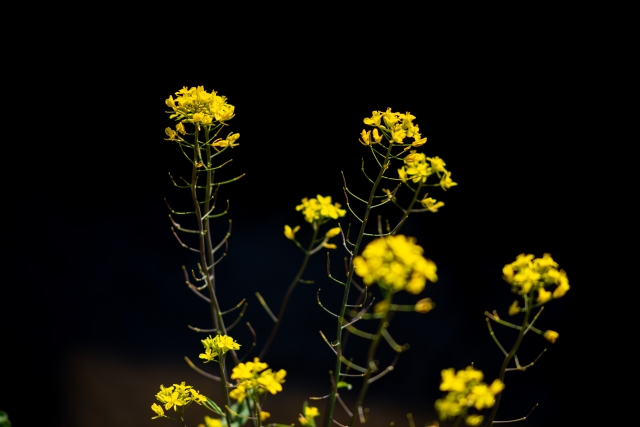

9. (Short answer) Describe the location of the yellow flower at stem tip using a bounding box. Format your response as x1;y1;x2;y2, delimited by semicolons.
284;225;300;240
151;403;165;419
544;330;559;343
325;227;341;238
465;414;484;426
199;416;223;427
199;334;241;362
323;243;337;249
415;298;434;313
421;197;444;212
260;411;271;422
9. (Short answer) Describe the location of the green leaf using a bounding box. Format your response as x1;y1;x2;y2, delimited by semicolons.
0;411;11;427
229;399;251;427
205;398;225;416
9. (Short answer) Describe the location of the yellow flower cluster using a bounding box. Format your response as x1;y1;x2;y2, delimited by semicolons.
295;195;346;223
166;86;235;124
199;334;241;363
398;151;457;192
299;406;320;426
435;367;504;426
151;382;207;418
360;108;426;147
229;357;287;402
502;253;570;304
353;235;437;294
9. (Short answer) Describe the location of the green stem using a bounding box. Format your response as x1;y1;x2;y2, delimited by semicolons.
218;356;233;426
347;293;393;427
259;224;319;359
323;143;393;427
484;294;533;426
391;181;423;234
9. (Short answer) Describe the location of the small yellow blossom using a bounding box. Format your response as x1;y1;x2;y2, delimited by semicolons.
260;411;271;422
199;334;241;362
166;86;235;124
299;406;320;426
412;133;427;147
325;227;341;238
212;132;240;148
284;225;300;240
544;330;559;343
503;254;570;304
508;300;520;316
372;128;383;143
165;127;178;140
229;358;287;401
374;300;389;314
176;122;186;135
440;170;458;190
359;130;372;146
465;414;484;426
415;298;435;313
323;243;337;249
421;197;444;212
151;403;165;419
363;110;383;127
537;288;552;303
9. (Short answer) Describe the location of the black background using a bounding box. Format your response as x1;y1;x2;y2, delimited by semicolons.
1;15;604;427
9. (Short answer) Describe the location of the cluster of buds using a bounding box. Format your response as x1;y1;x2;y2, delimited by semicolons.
354;235;437;294
435;366;505;426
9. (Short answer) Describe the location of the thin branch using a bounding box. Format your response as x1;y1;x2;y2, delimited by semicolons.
486;318;508;357
184;356;221;381
506;349;547;372
317;289;339;317
255;292;278;323
226;302;248;331
212;219;232;253
172;229;200;252
168;214;200;234
221;298;247;315
493;403;538;424
320;330;338;355
188;325;218;333
239;322;257;362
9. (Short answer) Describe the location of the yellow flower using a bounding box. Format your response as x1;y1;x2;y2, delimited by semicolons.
412;133;427;147
354;235;437;294
257;369;287;394
440;170;458;190
151;403;165;419
200;416;223;427
284;225;300;240
421;197;444;212
427;156;446;173
465;415;484;426
415;298;434;313
372;128;383;143
508;300;520;316
176;122;186;135
199;335;240;362
544;330;559;343
260;411;271;422
323;243;337;249
229;384;248;403
165;127;178;140
189;389;207;405
296;195;346;223
325;227;341;238
305;407;320;418
359;129;371;146
363;110;383;126
212;133;240;148
374;300;389;314
537;287;552;303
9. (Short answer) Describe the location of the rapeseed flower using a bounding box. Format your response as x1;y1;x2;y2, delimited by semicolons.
165;86;235;125
296;195;346;223
398;150;457;190
199;334;241;363
152;382;207;417
229;357;286;402
198;416;223;427
502;253;570;303
435;366;504;424
353;235;437;294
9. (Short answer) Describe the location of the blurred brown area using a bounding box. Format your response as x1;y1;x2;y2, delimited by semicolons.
62;348;547;427
63;347;427;427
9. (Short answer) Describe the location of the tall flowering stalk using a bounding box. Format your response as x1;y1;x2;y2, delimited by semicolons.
319;109;457;427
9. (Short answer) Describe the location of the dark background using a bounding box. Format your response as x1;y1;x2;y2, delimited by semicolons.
1;18;603;427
